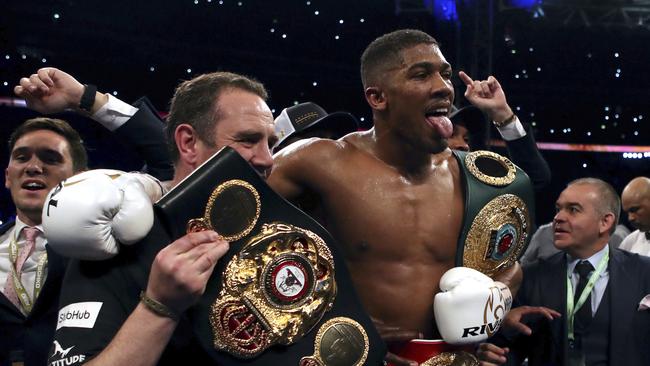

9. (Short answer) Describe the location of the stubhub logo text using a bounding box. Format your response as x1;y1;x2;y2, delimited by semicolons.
56;302;103;330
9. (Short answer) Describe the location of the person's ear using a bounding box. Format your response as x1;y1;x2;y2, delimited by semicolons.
365;87;387;111
599;212;615;236
175;124;201;167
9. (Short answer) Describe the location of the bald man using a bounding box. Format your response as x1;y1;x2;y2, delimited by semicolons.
619;176;650;256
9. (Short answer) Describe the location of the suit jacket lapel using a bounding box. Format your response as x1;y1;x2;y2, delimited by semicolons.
0;291;24;318
540;253;568;364
28;245;66;318
608;249;634;365
0;221;26;318
0;245;67;319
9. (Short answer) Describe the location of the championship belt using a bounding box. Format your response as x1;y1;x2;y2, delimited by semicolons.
154;147;385;365
389;340;478;366
454;150;535;277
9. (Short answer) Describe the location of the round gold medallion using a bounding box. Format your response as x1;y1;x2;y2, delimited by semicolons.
465;151;516;187
301;317;369;366
187;179;261;241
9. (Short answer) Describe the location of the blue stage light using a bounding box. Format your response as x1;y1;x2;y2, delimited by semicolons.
508;0;541;9
424;0;458;21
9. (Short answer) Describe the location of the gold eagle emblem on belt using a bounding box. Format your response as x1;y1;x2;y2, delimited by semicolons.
210;223;337;358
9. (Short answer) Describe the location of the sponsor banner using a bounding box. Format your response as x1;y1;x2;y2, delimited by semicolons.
56;302;103;330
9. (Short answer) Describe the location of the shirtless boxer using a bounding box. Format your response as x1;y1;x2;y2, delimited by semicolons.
41;30;522;366
267;29;522;365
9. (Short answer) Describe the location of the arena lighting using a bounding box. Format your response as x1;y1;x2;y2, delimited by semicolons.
507;0;542;9
0;97;27;107
622;152;650;159
491;140;650;154
423;0;458;21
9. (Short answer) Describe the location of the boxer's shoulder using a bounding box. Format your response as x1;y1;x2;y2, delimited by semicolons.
276;136;347;159
271;138;352;189
279;134;368;167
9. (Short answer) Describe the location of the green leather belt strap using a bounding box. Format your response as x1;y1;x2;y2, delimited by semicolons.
453;150;536;277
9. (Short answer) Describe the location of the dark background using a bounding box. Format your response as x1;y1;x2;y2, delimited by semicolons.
1;0;649;225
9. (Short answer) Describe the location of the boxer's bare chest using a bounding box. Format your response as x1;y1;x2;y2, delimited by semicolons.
315;151;463;265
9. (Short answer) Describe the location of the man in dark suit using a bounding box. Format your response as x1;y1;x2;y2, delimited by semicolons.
477;177;650;366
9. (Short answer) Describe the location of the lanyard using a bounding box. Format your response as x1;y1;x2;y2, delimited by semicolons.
566;249;608;341
8;231;48;314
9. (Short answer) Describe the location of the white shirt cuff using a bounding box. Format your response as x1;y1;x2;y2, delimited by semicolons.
495;115;527;141
92;94;139;131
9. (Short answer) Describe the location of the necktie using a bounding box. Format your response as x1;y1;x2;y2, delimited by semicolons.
3;227;39;312
645;231;649;240
573;260;594;334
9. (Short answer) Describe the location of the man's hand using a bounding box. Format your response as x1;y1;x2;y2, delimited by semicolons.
476;343;509;366
502;305;561;336
458;71;513;123
14;67;107;114
371;317;421;366
146;231;229;315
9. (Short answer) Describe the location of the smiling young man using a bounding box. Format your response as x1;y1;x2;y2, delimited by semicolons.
5;125;83;225
268;29;523;365
1;118;87;366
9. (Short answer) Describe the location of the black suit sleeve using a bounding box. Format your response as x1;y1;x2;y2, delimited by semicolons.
504;123;551;192
489;262;543;366
114;97;174;181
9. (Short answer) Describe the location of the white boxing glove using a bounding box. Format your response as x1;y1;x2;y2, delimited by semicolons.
42;169;166;260
434;267;512;345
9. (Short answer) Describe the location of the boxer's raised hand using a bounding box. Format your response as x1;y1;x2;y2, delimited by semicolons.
146;231;229;315
458;71;513;123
